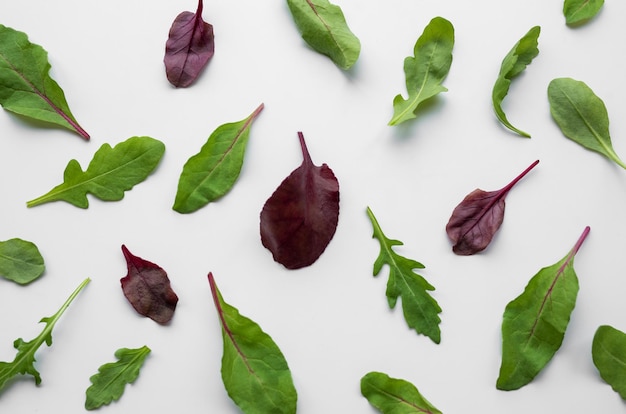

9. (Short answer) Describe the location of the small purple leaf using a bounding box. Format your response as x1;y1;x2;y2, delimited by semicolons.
260;132;340;269
446;160;539;255
164;0;215;88
120;245;178;324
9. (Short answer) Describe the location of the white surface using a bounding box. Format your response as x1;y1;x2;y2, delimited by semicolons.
1;1;626;413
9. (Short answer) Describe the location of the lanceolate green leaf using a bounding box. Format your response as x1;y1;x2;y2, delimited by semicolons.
366;207;441;344
548;78;626;169
564;0;604;25
361;371;442;414
497;226;590;391
286;0;361;70
85;346;151;410
389;17;454;126
492;26;540;138
0;278;90;392
0;238;44;285
27;136;165;208
0;25;89;139
592;325;626;400
208;273;297;414
173;104;264;213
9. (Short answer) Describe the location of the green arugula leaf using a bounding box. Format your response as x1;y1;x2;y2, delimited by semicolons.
389;17;454;126
0;278;90;392
0;238;44;285
85;346;151;410
27;136;165;208
592;325;626;400
492;26;540;138
286;0;361;70
173;104;263;213
208;273;297;414
564;0;604;25
497;227;590;391
361;371;442;414
0;24;89;139
548;78;626;169
366;207;441;344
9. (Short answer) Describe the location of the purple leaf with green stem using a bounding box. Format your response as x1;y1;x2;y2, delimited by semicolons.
446;160;539;255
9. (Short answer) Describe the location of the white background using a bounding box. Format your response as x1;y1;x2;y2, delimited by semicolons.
1;1;626;413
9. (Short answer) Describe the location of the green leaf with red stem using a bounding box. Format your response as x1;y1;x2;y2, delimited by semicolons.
208;273;297;414
361;371;443;414
497;226;590;390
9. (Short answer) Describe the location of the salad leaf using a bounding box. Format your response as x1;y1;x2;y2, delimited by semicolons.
361;371;442;414
208;273;298;414
389;17;454;126
366;207;441;344
286;0;361;70
492;26;540;138
85;346;151;410
564;0;604;25
0;24;89;139
164;0;215;87
497;226;590;391
548;78;626;169
120;245;178;324
260;131;339;269
26;136;165;208
446;160;539;255
0;278;90;392
592;325;626;400
0;238;44;285
173;103;264;213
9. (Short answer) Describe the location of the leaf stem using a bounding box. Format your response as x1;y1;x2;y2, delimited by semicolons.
499;159;539;194
196;0;203;16
297;131;313;166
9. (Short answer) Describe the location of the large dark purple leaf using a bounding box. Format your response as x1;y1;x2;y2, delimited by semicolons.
445;160;538;255
260;132;340;269
164;0;214;88
120;245;178;324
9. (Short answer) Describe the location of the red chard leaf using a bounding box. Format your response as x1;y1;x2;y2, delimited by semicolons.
446;160;539;255
120;245;178;324
164;0;214;88
260;132;340;269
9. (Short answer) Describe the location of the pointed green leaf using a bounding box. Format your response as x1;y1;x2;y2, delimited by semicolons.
497;227;590;390
492;26;540;138
0;238;44;285
85;346;151;410
548;78;626;169
592;325;626;400
286;0;361;70
26;136;165;208
361;371;442;414
389;17;454;126
564;0;604;25
173;104;263;213
366;207;441;344
208;273;297;414
0;24;89;139
0;278;90;392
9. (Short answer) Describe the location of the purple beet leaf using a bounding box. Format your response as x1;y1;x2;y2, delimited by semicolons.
164;0;214;88
120;245;178;324
260;132;340;269
445;160;539;255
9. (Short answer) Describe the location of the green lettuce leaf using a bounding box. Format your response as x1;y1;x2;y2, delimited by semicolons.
361;371;442;414
564;0;604;25
0;24;89;139
592;325;626;400
0;238;45;285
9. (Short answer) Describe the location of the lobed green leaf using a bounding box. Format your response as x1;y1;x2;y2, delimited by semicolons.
85;346;151;410
361;371;442;414
592;325;626;400
548;78;626;169
492;26;540;138
286;0;361;69
27;136;165;208
0;24;89;139
563;0;604;25
389;17;454;126
0;238;44;284
366;207;441;344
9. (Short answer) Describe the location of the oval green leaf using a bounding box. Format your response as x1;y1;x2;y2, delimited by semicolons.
0;238;44;285
564;0;604;25
592;325;626;400
361;371;442;414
